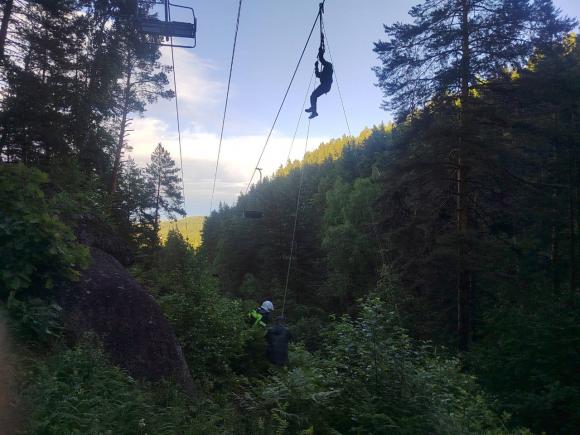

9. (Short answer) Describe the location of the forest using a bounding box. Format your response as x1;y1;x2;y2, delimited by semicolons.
0;0;579;434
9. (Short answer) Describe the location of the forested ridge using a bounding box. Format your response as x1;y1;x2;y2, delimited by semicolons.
159;216;205;247
0;0;579;434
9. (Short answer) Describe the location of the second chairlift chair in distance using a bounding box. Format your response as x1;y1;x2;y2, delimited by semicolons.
244;167;263;219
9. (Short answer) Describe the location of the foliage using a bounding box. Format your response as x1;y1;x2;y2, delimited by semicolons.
373;0;575;119
4;295;63;346
240;297;520;435
0;164;88;298
322;177;383;309
142;231;248;389
23;344;228;435
472;287;580;433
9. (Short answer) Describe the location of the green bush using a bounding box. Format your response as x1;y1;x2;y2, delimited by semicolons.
143;231;248;389
240;298;525;434
23;344;227;435
0;164;88;298
4;295;63;345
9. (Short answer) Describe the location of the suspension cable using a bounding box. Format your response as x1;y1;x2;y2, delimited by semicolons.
322;23;388;268
286;71;315;162
210;0;243;214
169;38;189;236
321;21;352;137
282;117;311;316
244;0;325;194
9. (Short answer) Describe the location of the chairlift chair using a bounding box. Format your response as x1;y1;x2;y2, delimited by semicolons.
243;167;264;219
137;0;197;48
243;210;263;219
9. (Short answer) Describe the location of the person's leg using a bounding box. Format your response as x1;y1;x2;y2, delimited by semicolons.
307;85;325;115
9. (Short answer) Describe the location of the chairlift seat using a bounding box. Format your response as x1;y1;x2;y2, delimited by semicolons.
244;210;263;219
138;17;196;39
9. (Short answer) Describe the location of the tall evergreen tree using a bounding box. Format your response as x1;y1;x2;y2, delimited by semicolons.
108;22;173;195
145;143;185;233
373;0;574;350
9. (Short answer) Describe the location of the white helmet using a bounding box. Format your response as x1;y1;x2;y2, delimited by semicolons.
261;300;274;312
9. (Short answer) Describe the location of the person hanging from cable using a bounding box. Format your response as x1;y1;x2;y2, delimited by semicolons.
305;6;332;119
305;46;333;119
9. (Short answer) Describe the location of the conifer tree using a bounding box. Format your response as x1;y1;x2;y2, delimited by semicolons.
109;23;174;195
145;143;185;233
373;0;574;350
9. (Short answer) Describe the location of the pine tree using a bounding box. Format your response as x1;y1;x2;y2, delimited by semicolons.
373;0;574;350
108;21;174;195
145;143;185;234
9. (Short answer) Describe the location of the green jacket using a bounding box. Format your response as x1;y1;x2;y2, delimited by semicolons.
248;308;268;327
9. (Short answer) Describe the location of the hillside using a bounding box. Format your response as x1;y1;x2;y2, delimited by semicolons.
159;216;205;248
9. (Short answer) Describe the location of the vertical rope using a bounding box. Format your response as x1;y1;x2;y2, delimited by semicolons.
210;0;243;214
322;23;386;269
169;40;189;237
282;118;311;316
321;21;352;137
286;71;315;162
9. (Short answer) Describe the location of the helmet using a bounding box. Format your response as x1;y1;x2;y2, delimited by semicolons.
261;300;274;312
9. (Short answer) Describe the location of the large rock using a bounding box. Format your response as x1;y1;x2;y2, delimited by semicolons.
56;248;195;394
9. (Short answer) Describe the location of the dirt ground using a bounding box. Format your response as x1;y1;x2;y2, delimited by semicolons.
0;317;22;435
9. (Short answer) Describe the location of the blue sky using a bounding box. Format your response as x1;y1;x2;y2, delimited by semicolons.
127;0;580;216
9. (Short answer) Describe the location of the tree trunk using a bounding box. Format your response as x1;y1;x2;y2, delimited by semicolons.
109;53;133;195
457;0;471;352
0;0;14;61
154;173;162;232
551;224;561;292
569;115;577;293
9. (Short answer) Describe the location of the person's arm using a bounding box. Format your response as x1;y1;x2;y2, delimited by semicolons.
315;60;321;78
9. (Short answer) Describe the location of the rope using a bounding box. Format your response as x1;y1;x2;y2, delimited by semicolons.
282;117;311;316
322;23;386;268
321;21;352;137
244;0;325;194
169;39;189;236
210;0;243;214
286;71;315;162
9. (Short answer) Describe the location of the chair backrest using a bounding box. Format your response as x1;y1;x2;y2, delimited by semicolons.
138;17;196;39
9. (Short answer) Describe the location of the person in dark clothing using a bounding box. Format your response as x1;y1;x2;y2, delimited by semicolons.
266;316;293;366
305;48;333;119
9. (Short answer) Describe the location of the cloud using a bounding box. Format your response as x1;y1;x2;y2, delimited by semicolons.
126;48;330;215
127;117;328;215
143;48;225;129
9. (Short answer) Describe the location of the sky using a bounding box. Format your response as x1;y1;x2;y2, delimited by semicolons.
127;0;580;217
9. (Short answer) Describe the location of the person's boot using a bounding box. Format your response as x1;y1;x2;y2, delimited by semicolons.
305;107;313;113
309;112;318;119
